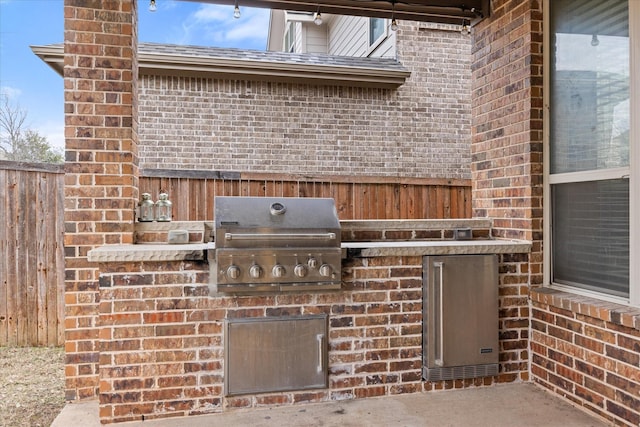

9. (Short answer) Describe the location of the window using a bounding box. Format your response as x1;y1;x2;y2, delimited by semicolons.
545;0;638;304
369;18;386;48
284;22;295;53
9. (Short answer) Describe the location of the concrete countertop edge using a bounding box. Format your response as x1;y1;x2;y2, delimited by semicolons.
88;240;531;263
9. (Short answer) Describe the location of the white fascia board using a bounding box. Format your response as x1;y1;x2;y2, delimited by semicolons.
284;10;315;22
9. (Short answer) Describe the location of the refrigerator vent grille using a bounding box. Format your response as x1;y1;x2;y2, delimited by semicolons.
424;363;499;382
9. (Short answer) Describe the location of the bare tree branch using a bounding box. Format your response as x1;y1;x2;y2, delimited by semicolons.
0;94;62;163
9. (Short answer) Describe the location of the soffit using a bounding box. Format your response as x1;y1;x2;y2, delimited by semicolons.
182;0;490;25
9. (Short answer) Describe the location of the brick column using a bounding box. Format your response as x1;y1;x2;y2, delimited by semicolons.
63;0;138;400
470;0;544;287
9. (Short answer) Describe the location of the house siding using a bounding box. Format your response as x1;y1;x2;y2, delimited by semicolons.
303;22;327;53
328;15;369;56
293;21;302;53
369;32;395;58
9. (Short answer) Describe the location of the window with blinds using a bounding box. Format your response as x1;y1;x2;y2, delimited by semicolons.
549;0;630;298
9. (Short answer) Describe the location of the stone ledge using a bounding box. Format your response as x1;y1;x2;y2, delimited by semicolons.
87;240;529;263
531;288;640;331
340;219;492;230
88;243;213;263
343;239;531;257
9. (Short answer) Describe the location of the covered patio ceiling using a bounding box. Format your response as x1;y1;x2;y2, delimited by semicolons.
182;0;490;25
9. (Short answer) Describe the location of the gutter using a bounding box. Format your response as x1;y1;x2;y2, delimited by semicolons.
31;44;411;89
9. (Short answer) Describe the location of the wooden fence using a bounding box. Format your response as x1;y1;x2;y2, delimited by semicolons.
140;169;472;221
0;164;471;347
0;161;65;347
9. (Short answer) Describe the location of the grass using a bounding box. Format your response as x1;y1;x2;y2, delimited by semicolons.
0;346;65;427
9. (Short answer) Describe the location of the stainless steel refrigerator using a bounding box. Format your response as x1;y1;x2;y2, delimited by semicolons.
423;255;499;381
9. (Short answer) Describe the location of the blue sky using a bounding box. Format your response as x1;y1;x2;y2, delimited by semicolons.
0;0;270;150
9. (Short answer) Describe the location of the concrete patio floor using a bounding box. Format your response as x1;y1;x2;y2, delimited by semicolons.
52;383;611;427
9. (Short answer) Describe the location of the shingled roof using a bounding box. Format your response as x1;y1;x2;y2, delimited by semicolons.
32;42;410;88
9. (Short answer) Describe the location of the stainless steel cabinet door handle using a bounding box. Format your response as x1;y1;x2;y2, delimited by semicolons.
316;333;325;373
434;261;444;367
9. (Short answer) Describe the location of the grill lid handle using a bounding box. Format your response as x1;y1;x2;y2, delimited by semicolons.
224;232;336;241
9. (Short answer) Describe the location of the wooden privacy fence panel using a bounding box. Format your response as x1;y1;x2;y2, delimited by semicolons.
140;170;472;221
0;161;65;347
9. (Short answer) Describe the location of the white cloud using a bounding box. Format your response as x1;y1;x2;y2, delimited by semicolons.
175;4;269;48
38;119;65;151
193;4;227;22
225;13;270;42
1;86;22;99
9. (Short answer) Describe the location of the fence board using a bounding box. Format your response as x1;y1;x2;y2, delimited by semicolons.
139;170;472;221
0;177;5;345
0;161;65;347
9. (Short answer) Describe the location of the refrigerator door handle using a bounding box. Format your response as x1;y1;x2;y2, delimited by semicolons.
434;261;444;367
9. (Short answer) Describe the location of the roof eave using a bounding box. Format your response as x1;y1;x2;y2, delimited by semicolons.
140;52;410;88
31;45;64;76
31;45;411;89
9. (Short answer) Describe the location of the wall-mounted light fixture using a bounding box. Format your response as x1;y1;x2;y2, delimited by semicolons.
233;0;241;19
149;0;157;12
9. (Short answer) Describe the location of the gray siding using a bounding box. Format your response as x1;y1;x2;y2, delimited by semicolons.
328;15;368;56
304;23;327;53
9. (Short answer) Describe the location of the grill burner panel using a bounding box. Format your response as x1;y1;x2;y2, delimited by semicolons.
211;197;342;294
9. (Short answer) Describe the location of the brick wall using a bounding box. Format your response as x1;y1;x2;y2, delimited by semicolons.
63;0;138;400
470;0;544;247
95;245;529;423
137;24;471;180
470;0;544;355
531;289;640;426
471;2;640;426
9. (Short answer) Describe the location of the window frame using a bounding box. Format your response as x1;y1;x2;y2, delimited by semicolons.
543;0;639;306
284;21;296;53
367;17;387;53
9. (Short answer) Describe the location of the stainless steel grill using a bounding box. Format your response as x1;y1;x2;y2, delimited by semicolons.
210;196;342;293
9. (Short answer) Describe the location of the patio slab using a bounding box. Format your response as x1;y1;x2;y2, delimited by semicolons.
52;383;610;427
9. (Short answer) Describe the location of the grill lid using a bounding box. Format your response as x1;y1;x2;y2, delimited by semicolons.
211;196;342;294
214;196;341;248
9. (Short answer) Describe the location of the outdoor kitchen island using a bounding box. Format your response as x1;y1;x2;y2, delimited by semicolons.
88;219;530;424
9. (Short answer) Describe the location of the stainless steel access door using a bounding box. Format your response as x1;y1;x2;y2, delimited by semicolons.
423;255;499;381
225;315;328;395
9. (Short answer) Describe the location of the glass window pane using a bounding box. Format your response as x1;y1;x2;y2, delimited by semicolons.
549;0;629;174
552;179;629;297
369;18;385;46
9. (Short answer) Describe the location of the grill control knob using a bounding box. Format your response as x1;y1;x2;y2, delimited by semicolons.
307;257;318;269
294;263;308;278
226;265;241;280
272;264;286;278
319;263;333;277
249;265;262;279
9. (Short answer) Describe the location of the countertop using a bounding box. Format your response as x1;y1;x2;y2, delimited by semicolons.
87;239;530;263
